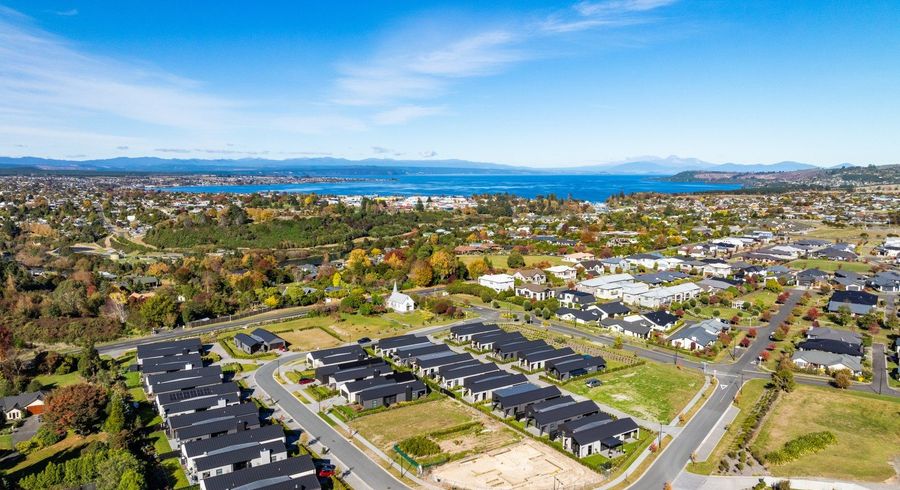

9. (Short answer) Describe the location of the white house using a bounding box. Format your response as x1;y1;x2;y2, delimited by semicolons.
479;273;515;292
545;265;578;281
623;282;701;309
702;262;733;278
386;283;416;313
512;268;546;284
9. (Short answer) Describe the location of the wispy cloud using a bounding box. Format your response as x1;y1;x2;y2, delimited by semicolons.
332;1;676;107
372;105;444;125
52;8;79;17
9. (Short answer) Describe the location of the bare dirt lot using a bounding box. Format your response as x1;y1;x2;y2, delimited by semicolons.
430;439;602;490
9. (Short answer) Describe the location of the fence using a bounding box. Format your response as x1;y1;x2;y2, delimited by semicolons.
186;307;273;328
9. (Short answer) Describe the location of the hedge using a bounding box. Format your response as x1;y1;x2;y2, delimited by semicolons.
764;431;837;465
398;436;441;456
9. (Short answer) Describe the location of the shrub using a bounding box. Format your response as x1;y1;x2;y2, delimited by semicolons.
764;431;837;465
398;436;441;457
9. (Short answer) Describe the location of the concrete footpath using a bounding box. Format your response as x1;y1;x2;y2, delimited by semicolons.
674;472;898;490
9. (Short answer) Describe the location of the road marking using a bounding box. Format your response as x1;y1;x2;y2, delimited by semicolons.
719;384;728;390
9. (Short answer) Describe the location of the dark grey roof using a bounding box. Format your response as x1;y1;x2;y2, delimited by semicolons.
466;374;528;394
416;352;472;369
526;396;576;417
136;337;202;360
493;385;561;408
147;366;222;388
174;414;259;442
184;425;286;458
330;364;388;383
342;376;393;394
156;382;241;408
543;354;585;370
169;402;259;431
162;392;241;416
234;332;261;349
250;328;284;344
570;417;639;446
449;322;498;336
558;412;613;438
495;339;546;354
533;400;599;427
0;391;43;412
595;301;631;316
643;311;679;327
152;374;223;394
436;359;482;376
202;455;317;490
195;440;286;472
522;347;575;363
314;357;382;380
828;290;877;306
548;356;606;374
395;344;449;359
462;370;510;388
357;380;427;402
141;353;203;374
798;338;864;357
307;344;365;361
376;334;429;350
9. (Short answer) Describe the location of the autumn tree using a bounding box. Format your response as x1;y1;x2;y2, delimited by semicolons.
832;371;851;389
466;259;488;279
410;260;433;287
507;250;525;269
346;249;371;277
44;383;108;435
429;250;455;282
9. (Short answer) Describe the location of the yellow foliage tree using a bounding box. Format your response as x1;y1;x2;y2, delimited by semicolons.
429;250;455;282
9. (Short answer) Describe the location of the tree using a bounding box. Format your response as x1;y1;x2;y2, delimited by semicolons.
772;368;795;393
466;260;488;278
410;260;433;287
346;249;371;277
331;272;342;288
104;391;129;447
50;279;88;317
140;293;177;328
0;325;13;361
44;383;108;435
429;250;455;282
614;336;624;349
507;250;525;269
805;307;820;321
78;345;102;378
105;291;129;324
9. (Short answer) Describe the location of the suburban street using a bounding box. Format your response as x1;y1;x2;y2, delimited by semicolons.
253;353;411;490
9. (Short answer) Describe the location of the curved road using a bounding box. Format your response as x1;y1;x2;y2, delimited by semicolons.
254;353;410;490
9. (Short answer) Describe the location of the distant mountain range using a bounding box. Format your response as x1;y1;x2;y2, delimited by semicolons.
0;155;866;176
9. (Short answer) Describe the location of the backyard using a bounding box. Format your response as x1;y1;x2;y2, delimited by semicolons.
566;361;705;423
786;258;873;273
751;384;900;481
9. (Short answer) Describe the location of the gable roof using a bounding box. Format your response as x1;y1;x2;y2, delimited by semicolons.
0;391;43;412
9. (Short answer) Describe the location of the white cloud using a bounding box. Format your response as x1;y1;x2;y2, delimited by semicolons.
52;8;79;17
372;105;444;125
541;0;676;33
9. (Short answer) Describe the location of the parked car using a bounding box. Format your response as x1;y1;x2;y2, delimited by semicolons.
585;378;602;388
357;337;373;346
298;377;316;385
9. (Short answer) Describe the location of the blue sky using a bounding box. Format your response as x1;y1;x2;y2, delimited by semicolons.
1;1;898;167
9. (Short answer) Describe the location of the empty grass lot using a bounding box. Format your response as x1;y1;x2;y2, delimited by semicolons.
32;371;84;389
458;254;564;270
786;258;873;273
2;432;106;477
567;361;705;423
752;384;900;481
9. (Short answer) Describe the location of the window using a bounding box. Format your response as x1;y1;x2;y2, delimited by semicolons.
216;469;223;475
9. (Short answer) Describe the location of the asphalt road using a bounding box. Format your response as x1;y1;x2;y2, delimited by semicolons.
254;353;410;490
631;289;803;489
871;343;900;397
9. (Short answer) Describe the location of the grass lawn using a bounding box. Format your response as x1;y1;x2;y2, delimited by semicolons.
348;398;519;462
260;312;431;346
150;430;190;489
458;254;564;270
737;289;779;310
687;379;768;475
33;371;84;389
786;258;873;273
383;310;460;328
566;361;705;423
3;432;106;477
751;384;900;481
0;433;12;450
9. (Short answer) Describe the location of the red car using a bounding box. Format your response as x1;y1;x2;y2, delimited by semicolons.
298;378;316;385
317;464;336;478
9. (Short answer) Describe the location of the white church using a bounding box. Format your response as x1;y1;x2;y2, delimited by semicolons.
386;283;416;313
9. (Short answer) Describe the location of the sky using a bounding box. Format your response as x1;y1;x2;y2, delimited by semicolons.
0;1;899;167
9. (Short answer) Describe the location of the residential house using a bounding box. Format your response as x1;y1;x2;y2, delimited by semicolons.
233;329;286;355
0;392;44;420
623;282;701;309
306;345;366;368
448;322;500;343
491;384;562;418
792;350;862;375
515;283;552;301
199;455;319;490
796;268;830;288
546;355;606;381
561;416;639;458
512;268;547;284
601;315;653;339
556;289;595;309
478;273;515;292
136;338;202;366
545;265;578;281
826;290;878;315
589;301;631;320
668;319;729;350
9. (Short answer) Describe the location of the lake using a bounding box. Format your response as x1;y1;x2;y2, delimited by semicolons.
159;174;740;201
